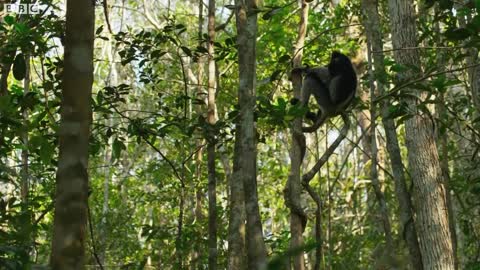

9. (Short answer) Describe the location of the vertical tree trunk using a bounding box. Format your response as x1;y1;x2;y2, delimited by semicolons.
21;54;30;202
0;50;14;97
50;0;95;268
99;140;111;266
365;39;395;256
227;135;246;270
287;1;309;270
233;1;267;269
357;89;372;163
433;14;458;268
361;0;424;268
387;0;455;269
362;0;395;263
459;1;480;114
466;53;480;114
192;1;205;268
207;0;218;268
98;38;120;266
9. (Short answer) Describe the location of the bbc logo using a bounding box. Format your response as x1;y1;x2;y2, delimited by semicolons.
4;3;46;14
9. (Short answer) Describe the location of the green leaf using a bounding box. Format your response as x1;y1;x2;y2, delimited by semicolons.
175;24;186;30
278;54;291;63
39;140;54;164
96;25;104;35
151;50;166;58
0;95;12;112
112;138;126;161
284;115;295;121
106;128;113;138
13;54;26;81
277;97;287;109
270;70;282;81
14;22;29;34
180;46;192;57
196;46;208;54
4;15;15;25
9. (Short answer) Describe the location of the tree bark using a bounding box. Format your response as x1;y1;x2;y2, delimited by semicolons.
50;0;95;268
433;14;458;268
192;1;205;268
387;0;455;269
207;0;218;268
361;1;423;267
227;134;246;270
233;0;267;269
21;54;30;202
365;37;395;257
0;46;14;97
286;1;309;270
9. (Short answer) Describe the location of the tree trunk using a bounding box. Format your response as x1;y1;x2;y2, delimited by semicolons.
234;1;267;269
207;0;218;268
50;0;95;268
227;134;246;270
286;1;309;270
0;48;14;97
365;38;395;257
192;1;205;267
361;1;423;267
433;15;458;268
21;54;30;202
387;0;455;269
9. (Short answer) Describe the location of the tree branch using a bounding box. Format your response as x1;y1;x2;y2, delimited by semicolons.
302;114;350;183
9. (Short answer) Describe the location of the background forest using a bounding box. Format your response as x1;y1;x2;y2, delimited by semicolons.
0;0;479;269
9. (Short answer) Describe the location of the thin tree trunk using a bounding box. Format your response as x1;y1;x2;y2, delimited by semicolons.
99;141;111;266
192;1;205;268
357;89;372;163
20;53;32;264
314;137;324;270
436;89;458;269
207;0;218;268
227;135;246;270
458;1;480;114
98;37;120;266
466;53;480;114
50;0;95;268
21;54;30;202
227;1;247;267
0;50;14;97
234;0;267;269
387;0;455;268
287;1;308;270
433;14;458;268
365;40;395;257
361;1;423;268
176;182;186;269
